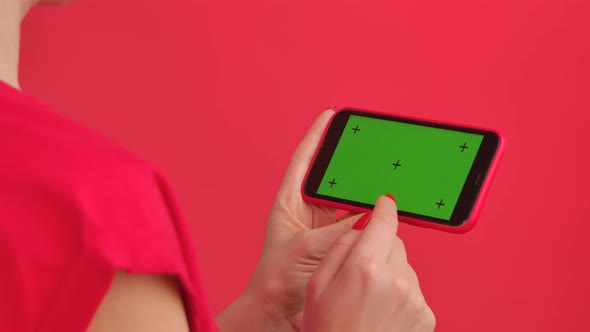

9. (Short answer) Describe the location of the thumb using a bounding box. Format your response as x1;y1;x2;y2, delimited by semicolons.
304;213;366;302
304;213;365;255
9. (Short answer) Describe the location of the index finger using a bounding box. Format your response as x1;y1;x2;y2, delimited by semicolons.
346;195;399;265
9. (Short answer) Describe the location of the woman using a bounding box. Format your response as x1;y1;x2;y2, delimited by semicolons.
0;0;435;331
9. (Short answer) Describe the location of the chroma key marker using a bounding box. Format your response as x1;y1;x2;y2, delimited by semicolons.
328;178;337;188
459;142;469;152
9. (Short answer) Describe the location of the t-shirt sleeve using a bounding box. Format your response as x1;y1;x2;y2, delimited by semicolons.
37;162;219;332
0;82;218;332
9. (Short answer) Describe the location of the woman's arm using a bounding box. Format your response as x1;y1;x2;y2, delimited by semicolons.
87;271;190;332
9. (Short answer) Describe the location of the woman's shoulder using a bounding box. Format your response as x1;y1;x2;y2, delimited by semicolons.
1;84;147;170
0;82;179;237
0;83;218;332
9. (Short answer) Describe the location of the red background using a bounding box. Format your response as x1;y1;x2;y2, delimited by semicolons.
20;0;589;330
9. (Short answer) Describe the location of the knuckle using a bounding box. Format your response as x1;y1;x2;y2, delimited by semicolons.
413;305;436;331
423;307;437;330
407;296;436;331
391;276;411;303
359;261;380;282
408;294;428;316
344;260;382;289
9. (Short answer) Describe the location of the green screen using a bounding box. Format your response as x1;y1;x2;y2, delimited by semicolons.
317;115;484;220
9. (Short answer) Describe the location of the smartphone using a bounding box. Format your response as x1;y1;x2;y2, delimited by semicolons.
302;108;505;233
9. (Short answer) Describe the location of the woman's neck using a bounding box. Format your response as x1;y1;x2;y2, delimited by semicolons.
0;0;28;90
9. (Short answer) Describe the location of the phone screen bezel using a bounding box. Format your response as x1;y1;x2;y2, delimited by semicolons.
303;109;501;227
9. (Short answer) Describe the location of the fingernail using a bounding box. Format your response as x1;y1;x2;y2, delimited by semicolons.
352;212;372;230
326;105;338;111
385;194;396;203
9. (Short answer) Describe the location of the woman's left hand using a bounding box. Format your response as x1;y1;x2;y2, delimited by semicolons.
216;107;363;331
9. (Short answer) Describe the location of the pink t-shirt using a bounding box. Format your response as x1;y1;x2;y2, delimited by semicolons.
0;81;219;332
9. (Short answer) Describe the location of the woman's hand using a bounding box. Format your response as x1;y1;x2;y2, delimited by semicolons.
216;107;365;331
302;195;436;332
215;107;434;332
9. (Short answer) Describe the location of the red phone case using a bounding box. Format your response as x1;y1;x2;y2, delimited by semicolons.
302;107;506;233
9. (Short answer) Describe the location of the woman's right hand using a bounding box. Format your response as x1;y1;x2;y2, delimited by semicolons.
302;195;436;332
